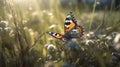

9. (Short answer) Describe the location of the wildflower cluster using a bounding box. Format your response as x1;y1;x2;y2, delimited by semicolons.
0;21;13;36
45;31;120;67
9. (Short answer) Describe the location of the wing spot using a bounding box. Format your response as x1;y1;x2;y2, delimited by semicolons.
65;22;70;25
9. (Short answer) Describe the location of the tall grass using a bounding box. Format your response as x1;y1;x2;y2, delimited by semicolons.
89;0;97;32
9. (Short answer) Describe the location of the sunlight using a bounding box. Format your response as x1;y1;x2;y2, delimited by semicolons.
1;0;120;67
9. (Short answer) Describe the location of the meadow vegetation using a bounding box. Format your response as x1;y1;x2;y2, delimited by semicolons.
0;0;120;67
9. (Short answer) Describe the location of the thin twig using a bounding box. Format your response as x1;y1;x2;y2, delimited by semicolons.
29;32;46;52
94;6;107;33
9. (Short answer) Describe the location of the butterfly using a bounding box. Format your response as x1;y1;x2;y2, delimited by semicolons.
46;12;84;42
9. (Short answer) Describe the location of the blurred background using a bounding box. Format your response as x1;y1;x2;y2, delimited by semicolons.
0;0;120;67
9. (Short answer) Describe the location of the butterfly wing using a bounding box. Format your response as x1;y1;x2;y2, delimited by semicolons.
46;12;84;42
66;25;84;38
64;12;84;38
76;25;84;37
46;32;63;39
64;12;76;34
46;32;69;41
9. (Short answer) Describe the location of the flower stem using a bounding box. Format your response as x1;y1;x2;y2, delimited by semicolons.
89;0;97;32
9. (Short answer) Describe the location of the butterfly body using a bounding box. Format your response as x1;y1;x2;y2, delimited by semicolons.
46;12;84;42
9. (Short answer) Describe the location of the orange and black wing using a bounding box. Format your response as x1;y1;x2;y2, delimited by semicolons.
46;32;63;39
64;12;84;38
66;25;84;38
64;12;76;34
76;25;84;37
46;32;72;42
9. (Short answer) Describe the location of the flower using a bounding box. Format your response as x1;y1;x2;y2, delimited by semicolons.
113;34;120;51
5;27;12;32
85;40;94;45
98;34;106;39
106;36;112;41
45;44;56;51
5;27;14;36
86;32;95;39
0;21;8;28
114;34;120;44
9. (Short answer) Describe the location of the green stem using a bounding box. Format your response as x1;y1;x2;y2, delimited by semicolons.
89;0;97;32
